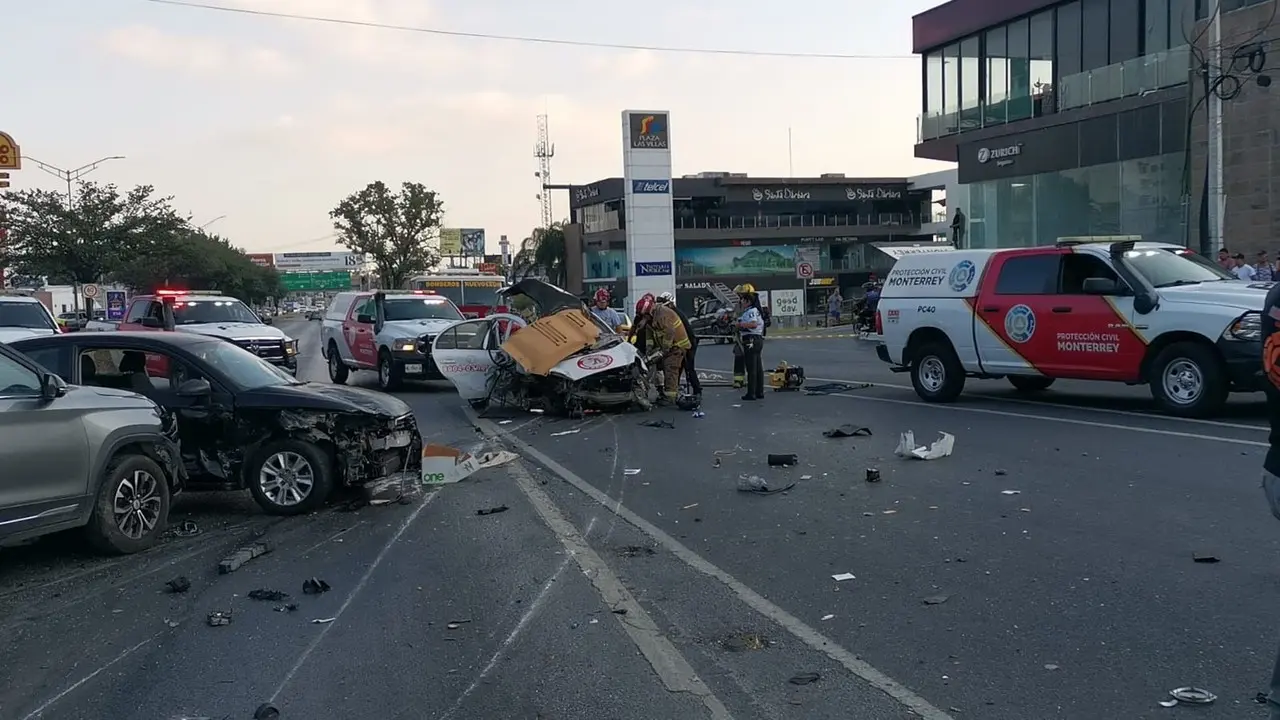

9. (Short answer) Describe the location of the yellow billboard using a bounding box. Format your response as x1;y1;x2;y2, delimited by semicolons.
439;228;461;254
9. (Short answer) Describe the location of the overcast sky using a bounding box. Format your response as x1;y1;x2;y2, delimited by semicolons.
9;0;951;255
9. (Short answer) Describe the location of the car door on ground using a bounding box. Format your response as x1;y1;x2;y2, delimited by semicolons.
432;319;494;400
0;347;91;528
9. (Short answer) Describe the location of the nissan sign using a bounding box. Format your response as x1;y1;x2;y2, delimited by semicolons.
631;179;670;193
977;144;1022;166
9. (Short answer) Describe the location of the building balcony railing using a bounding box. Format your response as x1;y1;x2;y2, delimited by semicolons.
1057;45;1190;111
675;213;924;230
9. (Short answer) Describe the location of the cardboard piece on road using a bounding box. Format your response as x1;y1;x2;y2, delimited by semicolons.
500;308;600;375
422;444;482;485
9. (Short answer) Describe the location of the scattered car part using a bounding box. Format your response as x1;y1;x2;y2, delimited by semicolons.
1169;687;1216;704
767;453;798;467
303;578;331;594
823;424;872;438
248;589;289;602
206;610;232;627
865;468;882;483
219;541;272;574
165;576;191;593
476;505;509;516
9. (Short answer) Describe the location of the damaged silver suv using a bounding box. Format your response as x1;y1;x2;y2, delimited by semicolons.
0;342;183;554
11;332;422;515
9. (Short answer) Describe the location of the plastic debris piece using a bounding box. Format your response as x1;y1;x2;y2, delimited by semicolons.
274;603;299;613
311;617;336;624
478;451;518;469
800;474;813;480
831;573;856;582
498;420;513;424
1001;490;1021;495
640;419;675;429
713;457;722;468
768;453;798;467
550;429;580;436
789;672;821;685
1169;687;1216;704
1158;699;1179;708
302;578;331;594
1192;552;1220;563
624;468;641;475
248;589;289;602
253;703;281;720
1044;664;1060;670
737;475;795;495
476;505;509;516
922;594;951;605
865;468;881;483
823;425;872;438
206;610;232;627
170;520;201;537
693;411;705;418
165;576;191;594
821;614;835;621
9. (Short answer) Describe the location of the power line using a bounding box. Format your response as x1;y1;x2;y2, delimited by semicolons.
143;0;914;60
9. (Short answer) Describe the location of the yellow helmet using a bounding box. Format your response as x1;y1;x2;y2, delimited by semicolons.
733;283;756;294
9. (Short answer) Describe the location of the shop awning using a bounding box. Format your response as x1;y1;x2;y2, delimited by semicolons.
872;242;955;260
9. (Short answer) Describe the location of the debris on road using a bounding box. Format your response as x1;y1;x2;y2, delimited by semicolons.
722;633;767;652
303;578;331;594
800;474;813;480
713;457;722;468
167;520;201;538
922;594;951;605
831;573;856;582
617;545;656;557
821;614;835;621
476;505;510;516
1192;552;1221;563
865;468;881;483
274;604;299;613
446;619;472;629
789;672;822;685
768;453;798;467
640;419;676;429
624;468;642;475
994;469;1008;476
1044;664;1060;670
311;617;335;624
895;430;955;460
682;503;699;510
692;411;706;418
248;589;289;602
253;703;281;720
550;429;580;436
805;382;870;395
165;576;191;594
823;424;872;438
422;444;482;486
164;618;180;628
478;451;518;469
206;610;232;627
218;541;271;574
1158;699;1178;708
1001;490;1022;495
1166;687;1216;705
737;475;796;495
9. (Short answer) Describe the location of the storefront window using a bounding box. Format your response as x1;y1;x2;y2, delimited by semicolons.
583;250;625;279
960;36;981;130
985;26;1008;126
1007;19;1031;121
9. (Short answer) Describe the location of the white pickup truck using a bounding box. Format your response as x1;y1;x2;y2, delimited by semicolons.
320;290;467;391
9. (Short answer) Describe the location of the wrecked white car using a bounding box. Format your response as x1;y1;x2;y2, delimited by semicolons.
432;279;651;416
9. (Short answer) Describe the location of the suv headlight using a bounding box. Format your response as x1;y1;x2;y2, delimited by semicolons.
1226;311;1262;341
393;337;417;352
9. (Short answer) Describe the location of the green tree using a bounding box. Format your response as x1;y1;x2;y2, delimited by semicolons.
329;181;443;289
117;231;284;302
511;222;567;285
0;182;186;310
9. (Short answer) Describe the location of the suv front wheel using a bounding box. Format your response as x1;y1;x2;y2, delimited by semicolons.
85;454;171;554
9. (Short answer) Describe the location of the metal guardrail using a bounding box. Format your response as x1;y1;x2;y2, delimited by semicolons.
675;213;924;230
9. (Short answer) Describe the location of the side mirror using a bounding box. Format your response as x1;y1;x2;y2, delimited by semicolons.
139;317;164;329
176;378;211;397
261;316;273;325
1082;277;1122;295
357;313;375;324
41;373;67;400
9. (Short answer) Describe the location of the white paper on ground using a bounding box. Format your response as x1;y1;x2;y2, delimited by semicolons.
894;431;917;458
831;573;856;581
624;468;642;476
896;430;955;460
478;451;518;469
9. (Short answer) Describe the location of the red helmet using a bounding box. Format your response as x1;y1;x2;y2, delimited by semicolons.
635;293;656;316
593;288;610;304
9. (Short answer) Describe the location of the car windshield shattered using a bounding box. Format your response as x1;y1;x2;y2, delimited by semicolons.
173;299;262;325
1126;248;1235;288
384;298;464;322
191;340;303;389
0;303;56;330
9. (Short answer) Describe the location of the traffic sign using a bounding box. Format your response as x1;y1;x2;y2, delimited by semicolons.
81;283;101;300
796;262;814;279
0;132;21;171
280;270;352;292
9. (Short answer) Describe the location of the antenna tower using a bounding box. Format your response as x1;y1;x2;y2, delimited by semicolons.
534;114;555;230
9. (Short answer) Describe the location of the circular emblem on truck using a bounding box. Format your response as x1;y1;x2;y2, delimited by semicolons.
1004;304;1036;343
948;260;976;292
577;354;614;370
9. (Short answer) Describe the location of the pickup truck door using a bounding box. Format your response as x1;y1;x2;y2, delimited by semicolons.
972;249;1067;376
343;297;377;368
1050;251;1146;381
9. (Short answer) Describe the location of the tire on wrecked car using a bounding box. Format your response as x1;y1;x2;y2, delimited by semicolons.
85;453;172;555
247;439;335;515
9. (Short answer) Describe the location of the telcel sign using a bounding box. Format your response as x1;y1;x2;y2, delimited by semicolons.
632;179;670;193
977;144;1022;166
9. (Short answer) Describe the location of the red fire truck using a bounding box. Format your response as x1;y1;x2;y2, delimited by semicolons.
406;270;508;319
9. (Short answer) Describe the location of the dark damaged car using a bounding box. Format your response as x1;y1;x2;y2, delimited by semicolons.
11;332;422;515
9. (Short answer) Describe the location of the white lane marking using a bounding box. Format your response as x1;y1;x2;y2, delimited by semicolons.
503;456;734;720
22;634;161;720
268;491;440;702
709;367;1268;434
469;410;955;720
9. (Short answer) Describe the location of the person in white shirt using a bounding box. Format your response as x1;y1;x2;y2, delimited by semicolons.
1257;250;1275;282
1233;253;1258;281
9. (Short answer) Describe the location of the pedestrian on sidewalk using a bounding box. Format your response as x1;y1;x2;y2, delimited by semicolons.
827;288;843;327
1260;280;1280;718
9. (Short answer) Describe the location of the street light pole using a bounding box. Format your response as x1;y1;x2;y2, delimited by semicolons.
197;215;226;230
26;155;126;209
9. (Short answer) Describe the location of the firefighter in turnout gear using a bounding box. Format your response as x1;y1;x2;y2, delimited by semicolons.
635;293;691;404
730;283;756;388
657;291;701;398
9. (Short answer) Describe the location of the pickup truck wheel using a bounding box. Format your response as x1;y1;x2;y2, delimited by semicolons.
85;454;171;555
378;350;403;391
1149;342;1228;417
910;341;965;403
248;440;333;515
327;342;349;384
1008;376;1055;392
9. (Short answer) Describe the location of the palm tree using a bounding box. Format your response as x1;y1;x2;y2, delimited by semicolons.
514;222;567;285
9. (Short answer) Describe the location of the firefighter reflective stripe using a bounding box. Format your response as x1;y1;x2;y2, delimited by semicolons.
651;305;691;350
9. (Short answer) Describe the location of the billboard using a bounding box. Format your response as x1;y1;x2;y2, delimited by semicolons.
245;253;274;268
439;229;462;254
460;229;485;256
675;246;798;276
622;109;675;303
274;251;363;271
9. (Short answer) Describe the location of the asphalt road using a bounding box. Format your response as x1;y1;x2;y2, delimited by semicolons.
4;320;1277;719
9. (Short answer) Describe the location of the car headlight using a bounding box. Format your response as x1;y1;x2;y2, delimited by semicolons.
1226;311;1262;341
284;339;298;355
393;338;417;352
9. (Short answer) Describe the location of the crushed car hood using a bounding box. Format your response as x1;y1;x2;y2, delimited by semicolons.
175;323;287;340
1157;279;1272;310
501;278;584;315
383;318;457;336
237;382;413;417
0;327;57;343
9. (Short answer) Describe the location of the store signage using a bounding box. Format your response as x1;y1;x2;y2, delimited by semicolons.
846;186;904;200
631;179;670;193
751;187;812;201
635;261;673;276
808;277;836;286
628;113;669;149
574;186;600;202
976;144;1022;166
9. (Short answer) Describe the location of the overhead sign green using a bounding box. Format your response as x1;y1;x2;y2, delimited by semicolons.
280;270;351;291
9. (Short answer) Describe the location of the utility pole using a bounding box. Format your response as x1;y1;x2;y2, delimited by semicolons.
534;114;555;231
1207;2;1225;253
25;155;125;314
